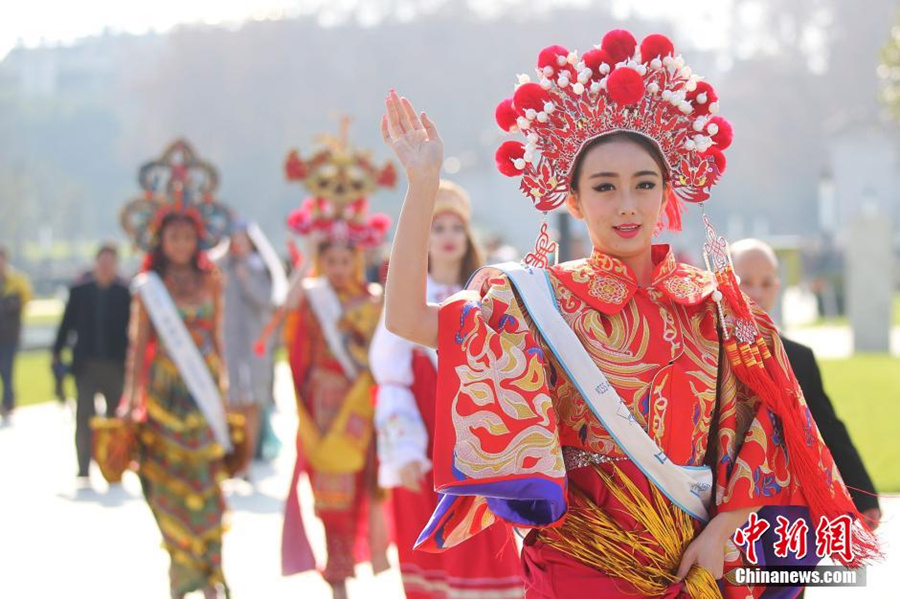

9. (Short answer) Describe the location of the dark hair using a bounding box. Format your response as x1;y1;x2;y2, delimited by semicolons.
144;212;208;276
96;242;119;260
457;233;484;285
569;131;670;194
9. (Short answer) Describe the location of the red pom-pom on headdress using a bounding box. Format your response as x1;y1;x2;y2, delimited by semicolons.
513;83;551;114
686;81;718;116
707;116;733;150
537;45;571;77
581;48;615;78
495;98;518;132
496;141;526;177
704;147;727;175
607;67;645;105
601;29;637;64
640;34;674;62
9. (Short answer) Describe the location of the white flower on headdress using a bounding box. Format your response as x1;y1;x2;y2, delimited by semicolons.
537;111;549;123
572;82;585;95
517;116;531;130
647;82;660;94
650;57;663;69
540;78;552;90
542;65;555;77
517;73;532;85
525;108;537;120
543;101;555;113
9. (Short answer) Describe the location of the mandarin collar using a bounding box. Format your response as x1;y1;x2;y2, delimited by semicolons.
551;244;716;315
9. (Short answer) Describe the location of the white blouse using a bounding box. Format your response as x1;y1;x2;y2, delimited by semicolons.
369;276;460;488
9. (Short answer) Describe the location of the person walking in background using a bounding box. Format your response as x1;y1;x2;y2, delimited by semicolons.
370;180;524;599
120;140;235;599
0;245;33;425
215;221;283;477
731;238;881;529
277;125;393;599
53;243;131;479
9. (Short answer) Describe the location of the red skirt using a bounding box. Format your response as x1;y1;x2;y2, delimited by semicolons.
391;353;524;599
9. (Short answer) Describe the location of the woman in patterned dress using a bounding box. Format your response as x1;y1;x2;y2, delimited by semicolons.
123;211;231;599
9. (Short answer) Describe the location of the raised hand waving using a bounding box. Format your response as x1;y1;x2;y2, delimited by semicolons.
382;90;443;183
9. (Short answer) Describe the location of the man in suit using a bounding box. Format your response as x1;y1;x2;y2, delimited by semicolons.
53;244;131;479
731;239;881;530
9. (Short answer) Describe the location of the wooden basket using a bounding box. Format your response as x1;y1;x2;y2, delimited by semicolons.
90;417;137;483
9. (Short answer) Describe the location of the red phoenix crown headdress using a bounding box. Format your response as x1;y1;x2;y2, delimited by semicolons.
494;30;732;236
285;117;394;249
120;139;232;251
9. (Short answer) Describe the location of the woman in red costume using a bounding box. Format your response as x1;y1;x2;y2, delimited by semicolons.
370;180;524;599
379;30;880;599
277;126;394;599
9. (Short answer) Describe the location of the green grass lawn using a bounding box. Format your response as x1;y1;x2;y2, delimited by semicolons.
819;356;900;494
10;349;900;493
12;351;75;408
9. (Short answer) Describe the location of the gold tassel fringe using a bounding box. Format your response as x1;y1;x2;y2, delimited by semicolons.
541;463;722;599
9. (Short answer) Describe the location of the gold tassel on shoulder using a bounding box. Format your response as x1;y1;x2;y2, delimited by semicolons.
541;463;721;599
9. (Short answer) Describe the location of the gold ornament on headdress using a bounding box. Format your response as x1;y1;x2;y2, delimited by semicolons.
285;114;397;209
120;139;232;251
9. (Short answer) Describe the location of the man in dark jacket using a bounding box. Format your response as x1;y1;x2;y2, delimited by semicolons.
53;244;131;478
732;239;881;530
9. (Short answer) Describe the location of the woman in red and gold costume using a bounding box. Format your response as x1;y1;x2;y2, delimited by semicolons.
369;180;524;599
276;123;394;599
379;30;880;599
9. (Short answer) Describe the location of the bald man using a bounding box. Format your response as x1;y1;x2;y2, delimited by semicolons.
732;239;880;530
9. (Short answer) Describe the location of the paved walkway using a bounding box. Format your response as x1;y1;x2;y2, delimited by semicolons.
0;366;897;598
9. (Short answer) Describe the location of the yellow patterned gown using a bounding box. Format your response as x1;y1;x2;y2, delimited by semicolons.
138;301;229;598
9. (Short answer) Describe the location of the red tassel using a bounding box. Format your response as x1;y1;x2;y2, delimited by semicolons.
718;278;881;567
663;189;684;232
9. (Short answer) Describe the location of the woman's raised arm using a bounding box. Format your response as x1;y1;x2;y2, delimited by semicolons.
381;91;443;348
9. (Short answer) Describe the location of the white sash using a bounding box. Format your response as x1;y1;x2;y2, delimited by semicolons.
479;262;713;522
133;272;232;452
303;277;359;380
246;222;288;306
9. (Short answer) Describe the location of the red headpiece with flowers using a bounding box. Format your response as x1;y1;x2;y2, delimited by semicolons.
120;139;232;252
494;30;732;259
285;117;394;249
